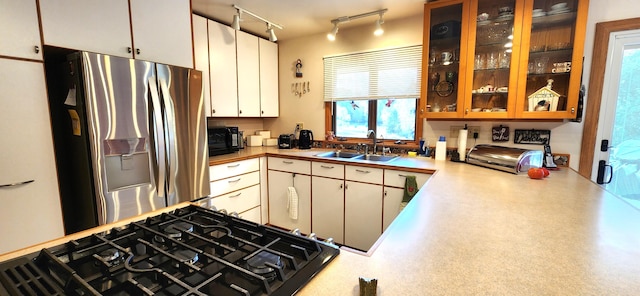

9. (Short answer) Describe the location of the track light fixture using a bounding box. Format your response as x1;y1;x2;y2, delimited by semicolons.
231;5;283;42
327;8;388;41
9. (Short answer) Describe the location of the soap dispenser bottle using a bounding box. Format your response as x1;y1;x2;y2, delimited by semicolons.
435;136;447;160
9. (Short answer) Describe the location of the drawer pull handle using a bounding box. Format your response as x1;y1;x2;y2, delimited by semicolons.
283;161;294;164
398;174;408;177
229;192;242;198
0;179;34;188
228;178;241;183
227;164;241;168
320;165;334;169
355;169;371;173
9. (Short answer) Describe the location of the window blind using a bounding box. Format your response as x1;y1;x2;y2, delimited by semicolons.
323;45;422;102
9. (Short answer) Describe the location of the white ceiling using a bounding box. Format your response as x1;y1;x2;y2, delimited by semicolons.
192;0;426;41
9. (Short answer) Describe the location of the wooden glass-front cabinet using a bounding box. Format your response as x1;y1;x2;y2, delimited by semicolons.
419;0;588;120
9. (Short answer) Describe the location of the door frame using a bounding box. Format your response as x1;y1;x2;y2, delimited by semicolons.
578;17;640;178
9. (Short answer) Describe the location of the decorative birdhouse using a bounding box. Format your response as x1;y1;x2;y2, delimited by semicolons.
528;79;561;111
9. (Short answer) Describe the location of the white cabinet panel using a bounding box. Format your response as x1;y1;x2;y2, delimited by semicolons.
209;171;260;197
39;0;132;58
0;0;42;60
202;184;260;215
268;157;310;174
0;59;64;254
209;158;259;181
383;187;404;232
267;170;311;234
236;31;260;117
344;181;382;251
345;165;383;184
384;169;431;188
312;161;344;179
240;206;262;224
130;0;193;67
208;20;238;117
311;176;344;244
193;15;212;117
259;39;279;117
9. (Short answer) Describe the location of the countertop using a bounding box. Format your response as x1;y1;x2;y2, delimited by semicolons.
2;147;640;295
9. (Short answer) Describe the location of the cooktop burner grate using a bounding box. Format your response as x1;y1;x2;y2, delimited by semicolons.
0;205;338;296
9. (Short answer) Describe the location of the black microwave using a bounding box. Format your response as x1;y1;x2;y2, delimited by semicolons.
207;126;239;156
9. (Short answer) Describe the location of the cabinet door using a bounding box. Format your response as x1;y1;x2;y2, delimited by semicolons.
39;0;132;58
0;0;42;60
515;0;588;119
259;39;279;117
420;0;471;119
311;176;344;244
267;170;311;234
129;0;193;67
344;181;382;251
236;31;261;117
208;20;239;117
383;187;405;231
0;59;64;254
193;15;212;117
463;0;524;118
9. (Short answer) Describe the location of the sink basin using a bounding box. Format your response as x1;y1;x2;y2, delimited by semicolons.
353;154;399;162
315;151;362;159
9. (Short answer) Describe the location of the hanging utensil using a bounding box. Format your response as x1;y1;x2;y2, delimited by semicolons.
303;82;307;94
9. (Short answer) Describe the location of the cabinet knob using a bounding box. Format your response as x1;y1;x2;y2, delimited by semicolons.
261;110;264;114
571;107;576;114
136;48;141;55
127;47;132;53
465;108;469;114
34;46;40;54
212;109;216;114
239;110;242;114
339;183;343;189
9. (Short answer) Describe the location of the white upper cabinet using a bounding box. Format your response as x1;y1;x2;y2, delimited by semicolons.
129;0;193;67
39;0;193;67
0;0;42;60
259;38;279;117
236;31;261;117
39;0;132;58
208;20;239;117
193;15;211;117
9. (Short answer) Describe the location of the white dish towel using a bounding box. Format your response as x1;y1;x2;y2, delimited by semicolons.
287;186;299;220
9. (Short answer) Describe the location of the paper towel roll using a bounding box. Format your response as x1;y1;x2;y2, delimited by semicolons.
458;129;468;161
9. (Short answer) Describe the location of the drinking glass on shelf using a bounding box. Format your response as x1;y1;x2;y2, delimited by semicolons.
474;53;485;70
499;51;511;68
534;57;549;74
487;52;498;69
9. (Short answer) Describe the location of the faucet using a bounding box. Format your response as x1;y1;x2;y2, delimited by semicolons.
367;130;376;154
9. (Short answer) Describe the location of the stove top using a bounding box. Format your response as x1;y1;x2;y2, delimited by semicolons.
0;205;339;295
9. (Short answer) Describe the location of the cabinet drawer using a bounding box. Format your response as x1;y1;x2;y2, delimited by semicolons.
345;165;383;184
268;157;310;174
209;158;259;181
312;161;344;179
240;206;261;224
201;184;260;214
209;171;259;197
384;170;431;188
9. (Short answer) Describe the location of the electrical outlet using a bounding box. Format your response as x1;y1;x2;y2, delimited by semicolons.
450;125;481;139
296;122;304;130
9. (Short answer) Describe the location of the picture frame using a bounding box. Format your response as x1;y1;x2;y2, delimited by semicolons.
552;153;570;167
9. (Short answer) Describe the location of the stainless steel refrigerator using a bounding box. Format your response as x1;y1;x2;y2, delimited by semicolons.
46;51;209;234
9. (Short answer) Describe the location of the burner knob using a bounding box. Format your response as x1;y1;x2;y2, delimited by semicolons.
219;209;228;215
230;211;239;218
290;229;301;236
324;238;335;245
307;233;317;240
209;205;218;212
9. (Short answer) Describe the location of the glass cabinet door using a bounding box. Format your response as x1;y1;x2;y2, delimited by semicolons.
515;0;588;119
420;0;469;119
463;0;524;118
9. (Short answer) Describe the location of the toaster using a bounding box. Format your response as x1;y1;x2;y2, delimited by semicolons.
278;134;295;149
466;144;543;174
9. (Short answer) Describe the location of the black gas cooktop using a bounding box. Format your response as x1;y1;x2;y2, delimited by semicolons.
0;205;338;295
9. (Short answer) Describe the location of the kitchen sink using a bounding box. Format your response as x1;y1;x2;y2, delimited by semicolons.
353;154;399;162
315;151;362;159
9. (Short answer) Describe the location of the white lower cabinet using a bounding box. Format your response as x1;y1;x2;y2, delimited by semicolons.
383;187;405;231
311;176;344;244
344;181;383;251
267;170;311;234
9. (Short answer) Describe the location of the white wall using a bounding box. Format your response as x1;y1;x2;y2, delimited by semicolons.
269;2;640;171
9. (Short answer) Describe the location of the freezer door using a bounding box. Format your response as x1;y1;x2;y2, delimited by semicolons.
81;52;164;225
156;65;209;206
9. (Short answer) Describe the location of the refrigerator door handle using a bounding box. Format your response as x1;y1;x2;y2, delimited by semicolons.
159;78;178;205
148;77;166;200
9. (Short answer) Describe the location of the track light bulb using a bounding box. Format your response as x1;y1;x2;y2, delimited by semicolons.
267;24;277;42
374;16;384;36
232;13;241;30
327;24;339;41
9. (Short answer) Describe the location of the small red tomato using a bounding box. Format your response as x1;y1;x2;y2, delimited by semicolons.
527;168;545;179
541;167;550;177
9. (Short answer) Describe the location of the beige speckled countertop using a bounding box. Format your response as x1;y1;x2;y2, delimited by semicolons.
2;147;639;295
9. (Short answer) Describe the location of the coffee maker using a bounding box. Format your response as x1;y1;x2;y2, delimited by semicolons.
298;130;313;149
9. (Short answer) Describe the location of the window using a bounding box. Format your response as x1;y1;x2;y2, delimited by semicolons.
324;45;422;140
